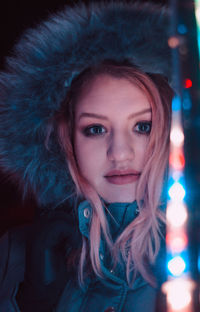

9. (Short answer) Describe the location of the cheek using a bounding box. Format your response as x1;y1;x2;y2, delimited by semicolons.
74;133;105;177
134;137;149;164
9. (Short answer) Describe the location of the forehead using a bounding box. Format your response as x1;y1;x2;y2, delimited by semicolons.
75;75;151;117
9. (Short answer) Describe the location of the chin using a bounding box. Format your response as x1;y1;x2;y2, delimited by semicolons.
106;197;136;203
100;190;136;203
94;182;137;203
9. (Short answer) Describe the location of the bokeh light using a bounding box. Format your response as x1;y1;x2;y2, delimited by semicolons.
163;279;193;310
168;182;186;201
166;201;188;227
169;150;185;170
170;127;184;147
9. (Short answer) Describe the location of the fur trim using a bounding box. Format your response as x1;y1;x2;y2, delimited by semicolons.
0;1;171;208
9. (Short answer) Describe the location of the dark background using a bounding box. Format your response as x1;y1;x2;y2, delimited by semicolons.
0;0;168;71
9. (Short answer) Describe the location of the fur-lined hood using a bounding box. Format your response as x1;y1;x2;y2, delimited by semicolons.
0;1;172;209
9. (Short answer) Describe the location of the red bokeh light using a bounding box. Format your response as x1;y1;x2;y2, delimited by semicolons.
166;231;188;253
184;79;192;89
169;150;185;170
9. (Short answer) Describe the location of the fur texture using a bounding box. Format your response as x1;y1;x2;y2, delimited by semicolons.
0;1;171;208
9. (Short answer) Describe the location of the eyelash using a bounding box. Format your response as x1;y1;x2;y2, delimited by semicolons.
83;124;106;137
82;121;152;137
134;121;152;135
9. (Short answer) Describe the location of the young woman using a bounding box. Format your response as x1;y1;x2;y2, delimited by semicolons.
0;2;174;311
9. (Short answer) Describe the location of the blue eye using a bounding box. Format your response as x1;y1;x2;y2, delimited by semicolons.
135;121;152;135
83;125;106;136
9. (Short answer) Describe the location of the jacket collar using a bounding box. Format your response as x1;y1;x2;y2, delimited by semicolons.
78;200;139;239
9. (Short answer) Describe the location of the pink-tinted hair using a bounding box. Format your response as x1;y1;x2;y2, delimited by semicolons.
55;62;173;286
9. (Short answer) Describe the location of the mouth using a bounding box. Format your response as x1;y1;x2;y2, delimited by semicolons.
104;170;141;185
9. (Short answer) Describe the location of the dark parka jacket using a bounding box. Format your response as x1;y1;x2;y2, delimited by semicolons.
0;201;165;312
0;1;170;311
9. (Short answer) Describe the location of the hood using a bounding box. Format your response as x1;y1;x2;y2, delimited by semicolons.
0;1;172;209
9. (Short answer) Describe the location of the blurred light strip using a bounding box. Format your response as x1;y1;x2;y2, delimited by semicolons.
195;0;200;57
162;2;199;310
162;94;195;311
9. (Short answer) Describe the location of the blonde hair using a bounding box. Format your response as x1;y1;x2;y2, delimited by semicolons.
55;62;173;287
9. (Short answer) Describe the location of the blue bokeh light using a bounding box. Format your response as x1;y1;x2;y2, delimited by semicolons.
168;256;186;276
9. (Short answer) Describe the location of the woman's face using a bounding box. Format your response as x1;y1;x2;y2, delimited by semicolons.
74;75;152;203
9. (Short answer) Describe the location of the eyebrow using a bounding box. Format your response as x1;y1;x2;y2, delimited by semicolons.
78;108;152;121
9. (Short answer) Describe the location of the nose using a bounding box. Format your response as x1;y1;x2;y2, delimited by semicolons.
107;130;134;163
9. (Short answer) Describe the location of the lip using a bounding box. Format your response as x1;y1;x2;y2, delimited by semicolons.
104;169;141;185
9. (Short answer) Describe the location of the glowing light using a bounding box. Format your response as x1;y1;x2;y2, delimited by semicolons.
170;127;184;146
166;232;188;253
177;24;187;34
198;250;200;273
182;89;192;110
172;170;182;181
168;256;186;276
184;78;192;88
170;236;187;252
168;182;186;201
172;96;181;111
166;202;188;227
195;1;200;26
163;279;194;310
168;36;180;48
195;0;200;56
169;150;185;170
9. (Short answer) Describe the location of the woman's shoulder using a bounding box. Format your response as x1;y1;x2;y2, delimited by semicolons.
0;224;32;293
0;223;33;311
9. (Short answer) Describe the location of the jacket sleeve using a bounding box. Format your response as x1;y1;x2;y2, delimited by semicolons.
0;225;30;312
